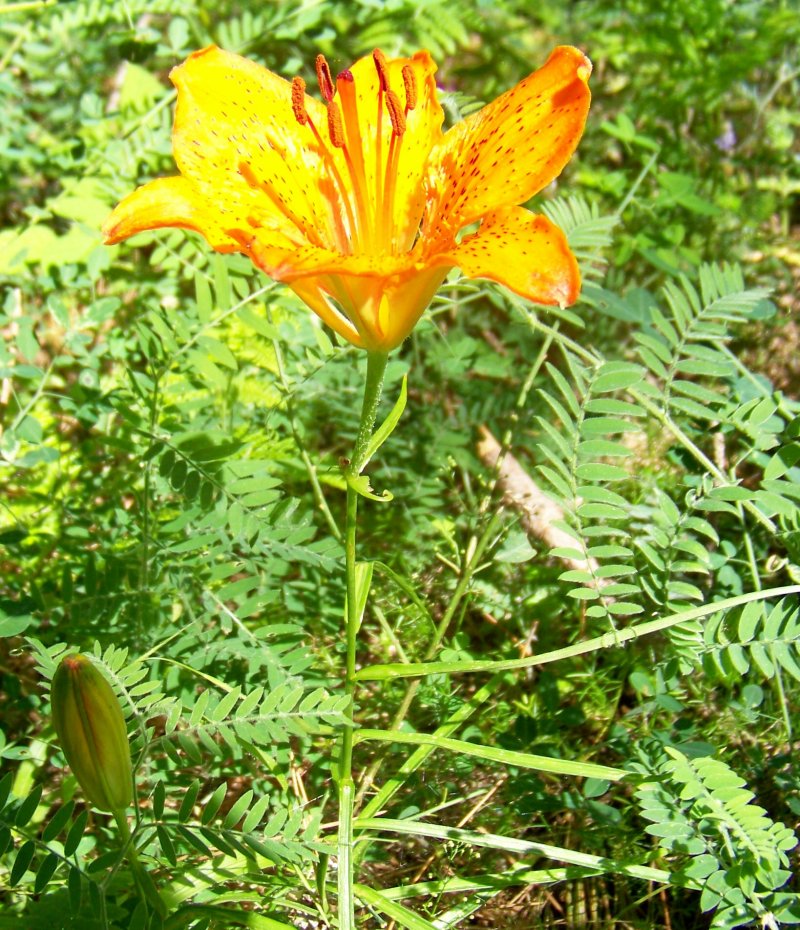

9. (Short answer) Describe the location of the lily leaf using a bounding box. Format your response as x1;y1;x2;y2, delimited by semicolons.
351;562;374;633
346;473;393;503
354;884;438;930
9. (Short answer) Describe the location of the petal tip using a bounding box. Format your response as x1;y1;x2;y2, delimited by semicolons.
557;274;582;309
100;212;122;245
550;45;593;83
170;44;221;84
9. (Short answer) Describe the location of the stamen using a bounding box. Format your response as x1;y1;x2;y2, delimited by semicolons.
291;76;308;125
327;101;345;148
385;89;406;136
288;61;359;250
402;65;417;111
372;49;390;92
315;54;335;102
336;69;374;246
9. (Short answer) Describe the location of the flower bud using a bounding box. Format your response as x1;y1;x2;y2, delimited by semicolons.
51;654;133;813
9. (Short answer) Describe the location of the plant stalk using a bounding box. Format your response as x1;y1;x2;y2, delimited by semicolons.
113;809;167;917
337;350;389;930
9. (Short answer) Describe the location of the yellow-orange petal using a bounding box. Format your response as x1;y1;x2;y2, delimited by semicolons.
330;263;449;351
230;227;447;351
170;46;346;251
231;223;417;282
288;279;365;348
435;206;581;306
102;176;241;251
424;46;591;237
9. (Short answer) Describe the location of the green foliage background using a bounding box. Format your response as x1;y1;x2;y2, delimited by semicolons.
1;0;799;928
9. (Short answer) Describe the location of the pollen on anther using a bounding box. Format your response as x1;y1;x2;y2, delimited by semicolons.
385;89;406;136
401;65;417;110
327;101;345;148
373;49;390;92
315;54;335;102
291;77;308;125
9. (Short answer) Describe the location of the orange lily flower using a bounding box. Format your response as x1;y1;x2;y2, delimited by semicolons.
103;45;591;352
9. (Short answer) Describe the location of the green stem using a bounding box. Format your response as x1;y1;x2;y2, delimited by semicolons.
349;352;390;476
0;0;57;16
337;350;389;930
113;809;167;917
352;509;504;850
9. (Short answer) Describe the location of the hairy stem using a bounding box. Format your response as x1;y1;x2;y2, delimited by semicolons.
337;350;388;930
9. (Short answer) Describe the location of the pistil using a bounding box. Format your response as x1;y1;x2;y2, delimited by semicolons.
372;50;390;234
381;89;408;253
336;69;375;249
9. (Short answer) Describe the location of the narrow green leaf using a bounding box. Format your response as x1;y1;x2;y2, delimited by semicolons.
178;780;201;823
15;785;42;827
550;546;587;561
198;335;238;371
355;729;627;780
68;864;82;911
355;819;670;885
157;825;178;866
241;794;272;834
10;840;35;886
201;783;228;825
738;602;763;643
42;800;74;841
355;586;800;681
591;364;644;393
773;644;800;683
177;824;212;855
212;254;231;310
213;686;242;722
238;687;265;717
584;398;644;417
559;569;595;583
575;463;629;481
34;852;61;894
194;271;212;323
0;772;14;813
223;789;254;830
64;809;88;857
578;439;631;458
355;884;439;930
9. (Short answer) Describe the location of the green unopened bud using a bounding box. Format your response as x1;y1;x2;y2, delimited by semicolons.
51;654;133;813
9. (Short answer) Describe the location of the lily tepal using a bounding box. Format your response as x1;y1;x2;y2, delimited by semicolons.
103;45;592;352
